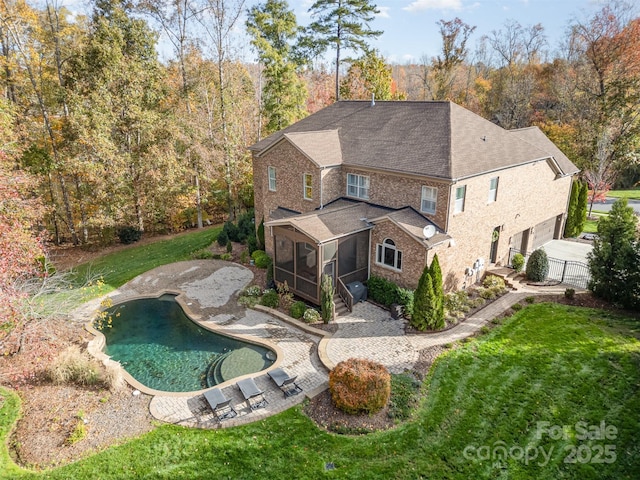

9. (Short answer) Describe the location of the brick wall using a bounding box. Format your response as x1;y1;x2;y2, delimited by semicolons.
370;220;429;290
434;161;573;291
343;167;450;230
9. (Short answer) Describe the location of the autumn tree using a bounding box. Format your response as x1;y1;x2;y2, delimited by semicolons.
0;99;45;334
246;0;307;135
339;48;403;100
431;17;475;101
303;0;382;101
568;1;640;187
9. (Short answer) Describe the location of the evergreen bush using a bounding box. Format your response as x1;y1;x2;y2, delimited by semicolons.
216;229;228;247
290;301;307;319
526;249;549;282
117;226;142;245
260;289;279;308
320;274;334;323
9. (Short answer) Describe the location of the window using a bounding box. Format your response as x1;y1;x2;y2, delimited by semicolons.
454;185;466;213
421;186;437;214
268;166;276;191
488;177;499;203
303;173;312;200
347;173;370;199
376;238;402;271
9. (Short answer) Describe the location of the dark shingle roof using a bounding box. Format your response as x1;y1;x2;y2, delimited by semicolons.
250;101;578;180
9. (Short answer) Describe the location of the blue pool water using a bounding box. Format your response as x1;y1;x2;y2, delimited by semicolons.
99;294;275;392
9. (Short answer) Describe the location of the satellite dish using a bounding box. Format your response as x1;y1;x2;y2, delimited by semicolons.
423;225;436;239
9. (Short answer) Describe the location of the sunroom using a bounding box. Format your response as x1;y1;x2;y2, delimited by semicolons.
266;201;392;304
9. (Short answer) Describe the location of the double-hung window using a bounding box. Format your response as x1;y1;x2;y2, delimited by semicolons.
347;173;370;199
268;166;276;191
421;186;437;214
303;173;313;200
376;238;402;271
488;177;499;203
454;185;466;213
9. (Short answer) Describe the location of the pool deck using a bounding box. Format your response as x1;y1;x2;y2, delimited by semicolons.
75;260;570;429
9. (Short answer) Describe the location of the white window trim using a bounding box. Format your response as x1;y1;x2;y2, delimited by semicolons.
376;238;402;272
454;185;466;214
303;173;312;200
488;177;498;203
421;185;437;215
268;166;276;192
347;173;370;200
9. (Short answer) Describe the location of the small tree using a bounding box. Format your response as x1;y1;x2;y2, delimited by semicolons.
320;273;334;323
588;198;640;309
526;249;549;282
564;180;579;237
575;181;588;235
429;254;445;327
412;257;445;331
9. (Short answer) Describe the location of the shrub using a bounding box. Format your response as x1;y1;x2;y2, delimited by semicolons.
244;285;262;297
396;288;414;317
237;211;255;243
444;290;468;315
290;301;307;319
526;248;549;282
247;235;259;255
226;240;233;253
220;253;232;261
525;296;535;304
388;373;421;421
483;274;505;289
564;288;576;300
257;219;265;249
321;274;334;323
303;308;321;323
240;250;249;264
277;281;294;309
191;248;213;260
47;346;101;386
223;221;240;242
117;226;142;245
478;288;497;300
260;289;279;308
216;229;228;247
67;417;87;445
366;276;397;306
329;358;391;415
512;303;523;311
251;250;271;269
512;253;525;273
470;297;486;308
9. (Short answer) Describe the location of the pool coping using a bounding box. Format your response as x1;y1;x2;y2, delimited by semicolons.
85;289;287;398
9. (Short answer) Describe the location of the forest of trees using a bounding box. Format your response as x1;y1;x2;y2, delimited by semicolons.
1;0;639;254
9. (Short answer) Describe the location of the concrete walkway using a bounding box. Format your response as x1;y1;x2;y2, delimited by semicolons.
79;260;569;429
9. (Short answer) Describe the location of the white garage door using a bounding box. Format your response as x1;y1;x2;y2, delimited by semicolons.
532;217;557;250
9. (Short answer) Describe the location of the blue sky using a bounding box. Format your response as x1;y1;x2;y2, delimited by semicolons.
286;0;609;63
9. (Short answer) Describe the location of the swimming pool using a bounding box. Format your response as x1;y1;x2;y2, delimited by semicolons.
98;294;275;392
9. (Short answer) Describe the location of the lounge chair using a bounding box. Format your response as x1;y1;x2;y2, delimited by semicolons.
236;377;268;410
203;388;237;421
268;368;303;398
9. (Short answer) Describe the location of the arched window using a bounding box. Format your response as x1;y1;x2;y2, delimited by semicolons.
376;238;402;271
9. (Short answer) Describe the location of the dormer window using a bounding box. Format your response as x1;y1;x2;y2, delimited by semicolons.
347;173;369;199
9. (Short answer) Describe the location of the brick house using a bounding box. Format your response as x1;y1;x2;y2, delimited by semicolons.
249;101;578;306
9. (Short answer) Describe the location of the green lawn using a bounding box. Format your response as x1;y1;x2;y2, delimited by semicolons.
2;303;639;479
69;226;221;298
608;189;640;201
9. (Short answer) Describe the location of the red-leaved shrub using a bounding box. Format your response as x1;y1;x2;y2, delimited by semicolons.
329;358;391;414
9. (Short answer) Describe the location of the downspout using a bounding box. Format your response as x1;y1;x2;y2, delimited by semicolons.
320;166;326;209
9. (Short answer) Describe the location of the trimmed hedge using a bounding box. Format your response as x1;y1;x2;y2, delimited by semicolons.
290;301;307;319
251;250;271;269
526;248;549;282
366;276;414;315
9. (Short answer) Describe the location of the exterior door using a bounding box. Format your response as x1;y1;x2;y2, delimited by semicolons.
323;261;335;287
490;227;500;263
